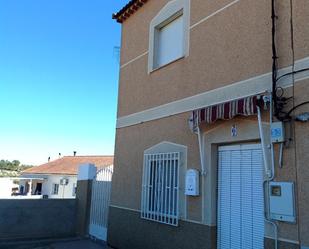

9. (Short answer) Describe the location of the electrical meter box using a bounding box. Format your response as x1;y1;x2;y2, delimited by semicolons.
269;182;296;223
185;169;199;196
271;122;285;143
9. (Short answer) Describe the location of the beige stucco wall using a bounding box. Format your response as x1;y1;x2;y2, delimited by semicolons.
293;79;309;246
201;117;269;225
118;0;270;117
111;108;301;237
112;107;308;243
112;111;269;222
118;0;309;118
111;112;202;222
113;0;309;246
120;0;171;65
293;1;309;61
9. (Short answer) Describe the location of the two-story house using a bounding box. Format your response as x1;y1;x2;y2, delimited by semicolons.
109;0;309;249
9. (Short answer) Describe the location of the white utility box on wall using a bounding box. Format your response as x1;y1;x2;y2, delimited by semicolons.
269;182;296;222
271;122;285;143
185;169;199;196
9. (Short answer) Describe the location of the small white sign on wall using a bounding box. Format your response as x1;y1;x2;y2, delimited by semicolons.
185;169;199;196
231;124;237;137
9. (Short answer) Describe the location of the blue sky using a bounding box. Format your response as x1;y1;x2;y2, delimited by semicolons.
0;0;128;165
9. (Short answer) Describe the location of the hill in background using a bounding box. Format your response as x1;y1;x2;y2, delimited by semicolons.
0;160;33;177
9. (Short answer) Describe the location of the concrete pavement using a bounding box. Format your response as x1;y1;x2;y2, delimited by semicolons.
0;239;111;249
51;239;110;249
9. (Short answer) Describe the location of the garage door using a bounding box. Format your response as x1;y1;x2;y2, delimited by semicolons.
217;144;264;249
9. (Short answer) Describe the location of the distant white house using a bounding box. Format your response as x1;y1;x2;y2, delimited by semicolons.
0;178;19;198
19;155;114;199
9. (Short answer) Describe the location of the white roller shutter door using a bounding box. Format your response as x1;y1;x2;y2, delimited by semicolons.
218;144;264;249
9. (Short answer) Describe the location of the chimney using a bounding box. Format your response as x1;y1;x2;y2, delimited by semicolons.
73;151;77;157
48;157;51;162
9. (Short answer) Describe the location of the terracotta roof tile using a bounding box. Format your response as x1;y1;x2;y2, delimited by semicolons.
113;0;149;23
22;156;114;175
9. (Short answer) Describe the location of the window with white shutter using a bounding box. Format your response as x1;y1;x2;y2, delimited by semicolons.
154;14;184;69
148;0;190;73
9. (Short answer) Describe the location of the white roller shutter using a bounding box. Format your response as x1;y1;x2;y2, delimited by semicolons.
218;144;264;249
156;15;184;68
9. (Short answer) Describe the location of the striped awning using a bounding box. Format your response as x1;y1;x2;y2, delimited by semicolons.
192;96;260;131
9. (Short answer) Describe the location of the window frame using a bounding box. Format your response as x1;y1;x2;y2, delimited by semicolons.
153;12;184;69
148;0;190;73
52;183;59;195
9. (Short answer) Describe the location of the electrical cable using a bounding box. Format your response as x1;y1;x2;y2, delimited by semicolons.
271;0;278;119
289;0;302;245
287;101;309;117
276;68;309;83
269;0;306;245
271;0;309;122
268;3;279;249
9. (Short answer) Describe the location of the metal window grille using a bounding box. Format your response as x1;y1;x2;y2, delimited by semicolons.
141;152;180;226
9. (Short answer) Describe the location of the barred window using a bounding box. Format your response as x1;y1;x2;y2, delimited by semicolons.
141;152;180;226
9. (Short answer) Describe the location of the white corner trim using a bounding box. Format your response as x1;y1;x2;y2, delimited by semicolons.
120;51;149;69
183;218;204;225
117;76;269;128
109;204;140;213
144;141;188;154
277;56;309;88
190;0;241;30
116;56;309;129
117;73;271;128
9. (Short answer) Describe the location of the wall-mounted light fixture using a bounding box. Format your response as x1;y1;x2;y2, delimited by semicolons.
295;112;309;122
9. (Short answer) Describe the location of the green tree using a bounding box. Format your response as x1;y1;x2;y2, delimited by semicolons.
0;159;33;172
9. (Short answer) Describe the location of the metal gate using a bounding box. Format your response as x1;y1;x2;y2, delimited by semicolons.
89;165;113;241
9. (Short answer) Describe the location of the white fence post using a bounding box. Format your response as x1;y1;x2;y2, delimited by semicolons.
77;164;97;181
76;163;97;236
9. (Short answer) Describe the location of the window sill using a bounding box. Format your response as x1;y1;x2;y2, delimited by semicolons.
149;55;185;74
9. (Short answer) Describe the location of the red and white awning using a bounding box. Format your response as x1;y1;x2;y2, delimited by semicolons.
192;96;261;131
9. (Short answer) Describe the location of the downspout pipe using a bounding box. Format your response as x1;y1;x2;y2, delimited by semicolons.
257;105;271;178
197;115;207;176
257;97;278;249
